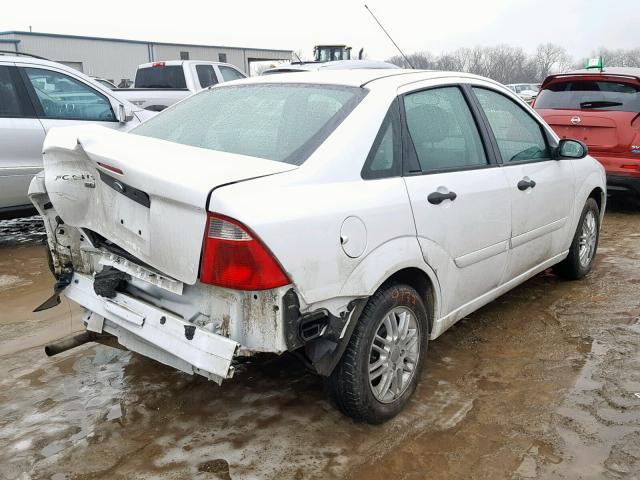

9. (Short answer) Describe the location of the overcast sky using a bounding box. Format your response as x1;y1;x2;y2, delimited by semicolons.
2;0;638;61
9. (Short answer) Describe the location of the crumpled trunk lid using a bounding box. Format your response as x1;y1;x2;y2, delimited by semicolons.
41;125;296;284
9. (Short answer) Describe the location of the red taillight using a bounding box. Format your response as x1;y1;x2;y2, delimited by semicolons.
152;62;165;68
199;214;289;290
97;162;123;175
621;164;640;171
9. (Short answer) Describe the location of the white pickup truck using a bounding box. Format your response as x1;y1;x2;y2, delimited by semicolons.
116;60;246;111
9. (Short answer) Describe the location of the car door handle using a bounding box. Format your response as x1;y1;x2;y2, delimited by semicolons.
517;179;536;191
427;190;457;205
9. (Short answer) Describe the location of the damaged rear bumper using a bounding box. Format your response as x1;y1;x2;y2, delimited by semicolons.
65;273;239;383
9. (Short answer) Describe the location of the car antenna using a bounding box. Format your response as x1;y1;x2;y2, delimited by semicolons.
364;4;414;69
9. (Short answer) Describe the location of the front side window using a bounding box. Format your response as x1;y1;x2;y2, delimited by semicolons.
196;65;218;88
132;84;366;165
24;68;115;121
535;80;640;112
219;66;246;82
404;86;487;172
473;87;549;163
0;66;25;117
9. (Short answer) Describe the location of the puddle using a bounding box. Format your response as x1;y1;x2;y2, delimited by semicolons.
0;216;46;247
0;210;638;479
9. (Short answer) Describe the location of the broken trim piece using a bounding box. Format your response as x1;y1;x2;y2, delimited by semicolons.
64;273;239;380
282;288;367;376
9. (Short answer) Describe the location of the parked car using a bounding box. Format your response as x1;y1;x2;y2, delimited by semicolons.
535;68;640;198
0;53;155;220
506;83;540;103
31;70;605;423
262;59;399;75
92;77;118;90
115;60;246;111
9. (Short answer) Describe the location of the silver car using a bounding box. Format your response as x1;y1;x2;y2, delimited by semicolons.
0;53;154;219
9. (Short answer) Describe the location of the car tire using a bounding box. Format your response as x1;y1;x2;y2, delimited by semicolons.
328;283;429;424
553;198;600;280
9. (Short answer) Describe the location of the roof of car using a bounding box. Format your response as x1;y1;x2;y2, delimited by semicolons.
226;69;501;89
0;54;61;67
137;60;231;68
544;67;640;83
263;60;400;74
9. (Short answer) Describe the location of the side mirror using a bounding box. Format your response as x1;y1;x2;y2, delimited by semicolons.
116;103;134;123
557;139;588;159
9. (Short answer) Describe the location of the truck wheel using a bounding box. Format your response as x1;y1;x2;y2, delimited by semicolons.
554;198;600;280
328;283;429;424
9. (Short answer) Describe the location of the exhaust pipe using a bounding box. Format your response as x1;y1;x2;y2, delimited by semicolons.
44;332;96;357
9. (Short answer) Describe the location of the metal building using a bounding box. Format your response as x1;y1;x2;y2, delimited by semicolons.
0;31;292;86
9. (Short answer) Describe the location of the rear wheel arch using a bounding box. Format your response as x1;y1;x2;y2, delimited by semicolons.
374;267;437;334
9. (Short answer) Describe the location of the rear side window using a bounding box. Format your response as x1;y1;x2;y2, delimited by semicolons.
134;65;186;88
362;100;401;179
536;80;640;112
196;65;218;88
403;86;487;172
0;66;25;117
132;84;366;165
219;66;246;82
473;87;549;163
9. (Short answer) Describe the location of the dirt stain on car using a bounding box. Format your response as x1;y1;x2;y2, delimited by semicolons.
0;199;638;479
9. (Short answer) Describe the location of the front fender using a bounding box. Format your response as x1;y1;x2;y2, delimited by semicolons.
565;162;606;251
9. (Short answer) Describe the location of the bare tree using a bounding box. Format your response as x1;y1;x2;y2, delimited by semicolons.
388;44;640;84
534;43;572;80
593;47;640;68
387;51;436;69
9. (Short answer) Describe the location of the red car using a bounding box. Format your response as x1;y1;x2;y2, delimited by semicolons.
535;68;640;198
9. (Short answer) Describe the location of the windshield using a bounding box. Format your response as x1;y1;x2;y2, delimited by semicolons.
131;83;366;165
134;65;186;89
536;79;640;111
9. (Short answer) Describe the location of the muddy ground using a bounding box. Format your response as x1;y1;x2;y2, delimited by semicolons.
0;201;639;480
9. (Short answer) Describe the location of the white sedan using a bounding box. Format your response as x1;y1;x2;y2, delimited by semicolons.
31;69;605;423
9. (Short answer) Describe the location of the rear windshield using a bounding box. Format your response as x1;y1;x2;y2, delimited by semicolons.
536;79;640;112
134;65;186;89
131;84;366;165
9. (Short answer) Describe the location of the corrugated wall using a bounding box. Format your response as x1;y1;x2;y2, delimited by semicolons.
13;34;149;84
152;45;247;71
4;33;291;82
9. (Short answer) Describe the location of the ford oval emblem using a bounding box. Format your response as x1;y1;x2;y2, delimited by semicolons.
570;116;582;125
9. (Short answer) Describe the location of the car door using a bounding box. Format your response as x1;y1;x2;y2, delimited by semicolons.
18;65;127;134
471;86;575;280
400;83;512;317
0;63;46;212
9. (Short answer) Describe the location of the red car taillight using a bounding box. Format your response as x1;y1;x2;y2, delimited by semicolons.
199;214;289;290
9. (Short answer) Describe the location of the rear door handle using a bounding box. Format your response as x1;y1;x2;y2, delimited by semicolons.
427;190;457;205
517;179;536;191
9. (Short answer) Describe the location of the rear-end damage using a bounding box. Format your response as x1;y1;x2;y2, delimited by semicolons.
29;172;362;383
29;173;293;382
